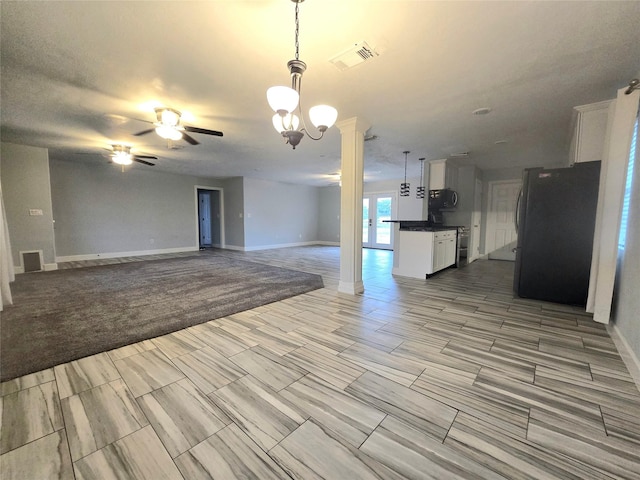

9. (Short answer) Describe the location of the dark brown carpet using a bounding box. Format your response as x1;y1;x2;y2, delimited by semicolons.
0;254;324;381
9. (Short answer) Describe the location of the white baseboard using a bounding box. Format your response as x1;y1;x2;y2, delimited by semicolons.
607;323;640;392
224;241;326;252
55;246;198;263
316;241;340;246
338;280;364;295
13;263;58;274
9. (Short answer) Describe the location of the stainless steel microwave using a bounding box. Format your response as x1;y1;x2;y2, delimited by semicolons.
428;188;458;209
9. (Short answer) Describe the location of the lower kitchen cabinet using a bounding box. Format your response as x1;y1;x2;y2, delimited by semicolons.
394;229;457;279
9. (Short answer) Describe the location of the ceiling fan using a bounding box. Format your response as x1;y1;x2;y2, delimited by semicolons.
109;144;157;167
132;107;223;145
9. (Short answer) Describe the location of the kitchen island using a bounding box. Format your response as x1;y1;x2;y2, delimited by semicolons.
385;220;458;279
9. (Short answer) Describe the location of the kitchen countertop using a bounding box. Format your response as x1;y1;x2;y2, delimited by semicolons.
383;220;461;232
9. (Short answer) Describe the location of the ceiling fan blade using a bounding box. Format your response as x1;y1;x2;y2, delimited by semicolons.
133;157;155;166
132;128;155;137
184;126;224;137
133;154;157;160
181;132;200;145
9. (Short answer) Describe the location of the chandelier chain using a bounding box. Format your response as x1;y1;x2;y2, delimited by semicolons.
294;1;300;61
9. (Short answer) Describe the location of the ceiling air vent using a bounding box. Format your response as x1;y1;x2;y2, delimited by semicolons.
330;41;379;71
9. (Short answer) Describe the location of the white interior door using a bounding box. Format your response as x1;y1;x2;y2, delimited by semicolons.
486;180;521;261
470;178;482;262
198;191;212;247
363;193;394;250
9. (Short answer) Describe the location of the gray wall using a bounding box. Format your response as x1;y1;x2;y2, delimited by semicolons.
219;177;245;249
318;185;341;243
49;157;223;258
612;145;640;366
316;176;423;246
243;177;319;249
1;143;56;266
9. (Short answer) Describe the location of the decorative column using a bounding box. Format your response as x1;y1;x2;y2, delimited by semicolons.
336;116;371;295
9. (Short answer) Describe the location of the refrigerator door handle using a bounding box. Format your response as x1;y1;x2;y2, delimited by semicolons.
515;189;523;231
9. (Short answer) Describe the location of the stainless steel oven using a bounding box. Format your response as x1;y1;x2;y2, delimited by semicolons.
456;226;469;267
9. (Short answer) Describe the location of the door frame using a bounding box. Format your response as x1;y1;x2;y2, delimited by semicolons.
469;178;483;262
363;191;397;250
194;186;225;249
485;179;521;257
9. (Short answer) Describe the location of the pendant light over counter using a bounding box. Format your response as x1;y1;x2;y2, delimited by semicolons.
400;150;410;196
417;157;426;199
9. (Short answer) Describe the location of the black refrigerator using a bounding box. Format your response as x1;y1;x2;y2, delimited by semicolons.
513;161;600;306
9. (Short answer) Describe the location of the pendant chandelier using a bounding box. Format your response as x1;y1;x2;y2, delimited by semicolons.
400;151;410;196
266;0;338;149
417;157;426;199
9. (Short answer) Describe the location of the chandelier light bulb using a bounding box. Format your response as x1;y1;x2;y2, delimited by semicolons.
272;113;300;133
309;105;338;131
267;86;299;115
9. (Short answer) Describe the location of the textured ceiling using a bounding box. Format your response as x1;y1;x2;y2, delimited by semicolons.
1;1;640;186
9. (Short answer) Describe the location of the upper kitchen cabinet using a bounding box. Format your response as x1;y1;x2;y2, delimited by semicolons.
569;100;612;165
428;159;458;190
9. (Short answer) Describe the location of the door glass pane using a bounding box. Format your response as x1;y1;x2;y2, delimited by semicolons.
376;197;392;245
362;198;370;243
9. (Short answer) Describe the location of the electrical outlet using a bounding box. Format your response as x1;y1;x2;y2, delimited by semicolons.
29;208;43;216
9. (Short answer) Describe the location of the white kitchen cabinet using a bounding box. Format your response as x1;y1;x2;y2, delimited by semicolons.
433;230;456;274
428;159;458;191
569;100;611;165
393;229;457;278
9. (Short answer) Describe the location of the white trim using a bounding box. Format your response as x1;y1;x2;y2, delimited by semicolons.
55;246;198;263
338;280;364;295
607;323;640;391
194;185;225;249
223;244;245;252
242;241;320;252
574;99;613;114
485;179;521;258
222;241;336;252
362;191;397;250
18;249;44;272
14;263;57;274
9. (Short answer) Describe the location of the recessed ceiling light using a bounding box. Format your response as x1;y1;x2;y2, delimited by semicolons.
472;107;492;116
494;140;508;145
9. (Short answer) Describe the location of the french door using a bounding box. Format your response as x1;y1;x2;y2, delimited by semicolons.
363;193;395;250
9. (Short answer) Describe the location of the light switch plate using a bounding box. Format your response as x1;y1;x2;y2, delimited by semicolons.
29;209;43;216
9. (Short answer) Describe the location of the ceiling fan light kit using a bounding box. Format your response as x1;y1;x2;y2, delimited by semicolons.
112;145;133;165
267;0;337;149
132;107;223;145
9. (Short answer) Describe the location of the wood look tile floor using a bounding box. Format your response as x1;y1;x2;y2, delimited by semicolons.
2;246;640;479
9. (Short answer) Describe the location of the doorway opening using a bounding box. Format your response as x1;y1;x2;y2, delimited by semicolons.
485;180;521;261
196;188;224;249
363;192;396;250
